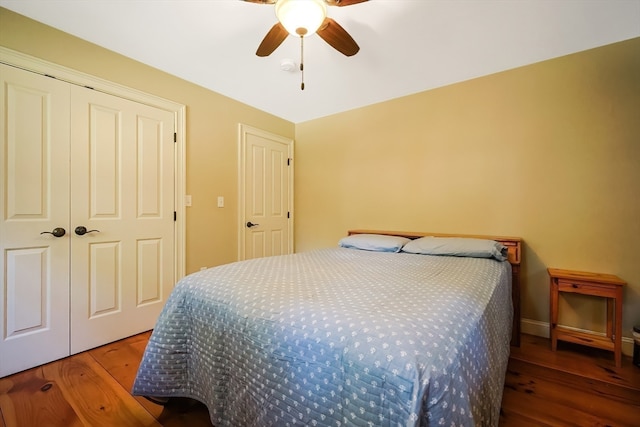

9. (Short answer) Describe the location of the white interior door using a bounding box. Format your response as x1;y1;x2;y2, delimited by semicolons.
0;65;71;376
0;56;183;377
238;124;293;260
69;86;176;354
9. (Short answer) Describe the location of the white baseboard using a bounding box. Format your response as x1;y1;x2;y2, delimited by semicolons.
521;318;634;357
520;318;550;338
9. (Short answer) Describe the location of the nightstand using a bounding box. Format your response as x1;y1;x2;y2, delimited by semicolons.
548;268;625;367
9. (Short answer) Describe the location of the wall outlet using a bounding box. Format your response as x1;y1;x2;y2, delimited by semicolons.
185;195;192;207
217;196;224;208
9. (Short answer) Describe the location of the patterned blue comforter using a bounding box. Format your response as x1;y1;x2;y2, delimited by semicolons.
132;248;512;426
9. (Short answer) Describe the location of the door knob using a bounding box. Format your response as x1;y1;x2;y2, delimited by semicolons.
40;227;66;238
246;221;260;228
75;226;100;236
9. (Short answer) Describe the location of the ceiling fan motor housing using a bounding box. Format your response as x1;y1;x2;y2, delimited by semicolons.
275;0;327;37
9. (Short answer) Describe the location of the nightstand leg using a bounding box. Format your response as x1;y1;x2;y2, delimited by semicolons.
550;279;559;351
606;298;614;340
614;289;623;368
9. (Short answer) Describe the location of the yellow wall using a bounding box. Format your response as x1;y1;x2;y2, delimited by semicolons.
295;37;640;341
0;8;295;274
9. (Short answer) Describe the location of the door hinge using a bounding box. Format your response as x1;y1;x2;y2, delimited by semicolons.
287;158;292;166
174;133;177;143
287;212;290;219
174;211;177;221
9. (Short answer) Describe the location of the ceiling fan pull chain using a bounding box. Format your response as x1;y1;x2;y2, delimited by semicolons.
300;35;305;90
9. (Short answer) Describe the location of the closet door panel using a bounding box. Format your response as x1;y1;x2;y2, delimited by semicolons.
89;104;121;217
134;115;168;307
89;241;120;315
131;104;175;306
0;65;71;377
70;86;175;354
137;238;162;304
131;104;175;314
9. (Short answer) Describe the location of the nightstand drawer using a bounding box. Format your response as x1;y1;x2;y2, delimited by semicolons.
557;279;618;297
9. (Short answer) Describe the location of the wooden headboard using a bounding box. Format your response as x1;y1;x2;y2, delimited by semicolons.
348;229;522;347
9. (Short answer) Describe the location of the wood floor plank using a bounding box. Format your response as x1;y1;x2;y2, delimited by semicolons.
502;359;640;426
89;330;151;389
501;388;605;426
40;352;160;427
508;358;640;406
90;332;213;427
89;331;165;418
500;334;640;427
510;334;640;390
0;365;83;427
89;332;178;420
500;407;558;427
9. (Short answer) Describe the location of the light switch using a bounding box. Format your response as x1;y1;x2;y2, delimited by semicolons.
217;196;224;208
185;195;192;207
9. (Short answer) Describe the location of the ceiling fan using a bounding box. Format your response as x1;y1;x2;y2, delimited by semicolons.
243;0;368;57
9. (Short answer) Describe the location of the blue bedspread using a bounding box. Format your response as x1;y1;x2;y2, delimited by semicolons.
132;248;512;426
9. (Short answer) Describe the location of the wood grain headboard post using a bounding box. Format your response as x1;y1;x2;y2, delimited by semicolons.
348;229;522;347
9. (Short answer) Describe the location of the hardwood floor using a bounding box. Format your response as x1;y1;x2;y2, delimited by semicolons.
1;333;638;426
0;332;211;427
502;334;640;426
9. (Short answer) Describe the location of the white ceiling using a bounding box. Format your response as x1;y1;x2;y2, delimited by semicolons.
2;0;639;123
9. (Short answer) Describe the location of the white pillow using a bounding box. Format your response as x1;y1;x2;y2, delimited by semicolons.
401;237;508;261
338;234;410;253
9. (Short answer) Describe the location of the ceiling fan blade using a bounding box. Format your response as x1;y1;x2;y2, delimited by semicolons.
316;18;360;56
243;0;277;4
256;22;289;57
325;0;369;6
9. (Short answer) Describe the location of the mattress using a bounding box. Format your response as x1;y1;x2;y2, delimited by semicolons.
132;247;512;426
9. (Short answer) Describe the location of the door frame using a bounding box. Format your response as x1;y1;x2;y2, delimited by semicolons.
237;123;294;260
0;47;187;281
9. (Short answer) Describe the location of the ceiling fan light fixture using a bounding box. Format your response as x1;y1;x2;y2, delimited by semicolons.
275;0;327;37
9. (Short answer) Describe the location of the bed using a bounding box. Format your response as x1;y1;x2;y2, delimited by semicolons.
132;230;522;426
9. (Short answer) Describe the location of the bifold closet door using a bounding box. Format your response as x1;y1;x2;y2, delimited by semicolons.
1;64;177;377
69;86;176;354
0;65;71;376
